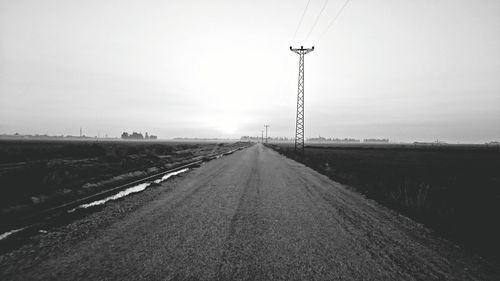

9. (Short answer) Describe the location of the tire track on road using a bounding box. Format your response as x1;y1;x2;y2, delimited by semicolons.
217;147;267;280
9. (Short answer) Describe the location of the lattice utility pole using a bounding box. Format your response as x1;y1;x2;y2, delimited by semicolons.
290;45;314;154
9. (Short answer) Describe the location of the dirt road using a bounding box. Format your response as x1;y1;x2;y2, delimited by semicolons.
0;144;496;280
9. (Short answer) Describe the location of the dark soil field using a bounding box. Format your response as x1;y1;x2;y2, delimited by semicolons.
0;139;247;228
268;143;500;262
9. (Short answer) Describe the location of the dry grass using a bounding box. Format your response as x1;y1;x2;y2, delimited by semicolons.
269;143;500;261
0;140;243;222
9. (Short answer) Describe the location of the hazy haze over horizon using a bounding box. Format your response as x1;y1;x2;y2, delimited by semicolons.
1;0;499;143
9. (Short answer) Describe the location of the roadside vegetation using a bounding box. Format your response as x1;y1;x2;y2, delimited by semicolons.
0;140;245;226
268;143;500;261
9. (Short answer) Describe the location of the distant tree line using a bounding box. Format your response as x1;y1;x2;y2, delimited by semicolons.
363;138;389;143
308;137;360;143
239;135;393;144
121;132;157;140
240;136;293;141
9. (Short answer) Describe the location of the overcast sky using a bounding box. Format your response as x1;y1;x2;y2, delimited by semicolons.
1;0;499;142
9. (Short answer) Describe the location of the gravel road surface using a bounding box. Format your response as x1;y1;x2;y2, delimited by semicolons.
0;144;497;280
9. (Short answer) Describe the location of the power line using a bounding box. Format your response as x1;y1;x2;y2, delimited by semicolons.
316;0;351;43
291;0;312;43
305;0;330;42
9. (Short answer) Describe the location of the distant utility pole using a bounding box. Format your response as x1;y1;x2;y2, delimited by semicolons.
264;124;269;144
290;45;314;154
261;130;264;143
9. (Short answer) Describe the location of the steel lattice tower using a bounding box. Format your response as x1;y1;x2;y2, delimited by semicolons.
290;46;314;154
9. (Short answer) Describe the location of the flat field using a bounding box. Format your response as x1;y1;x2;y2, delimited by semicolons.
269;143;500;261
0;139;247;224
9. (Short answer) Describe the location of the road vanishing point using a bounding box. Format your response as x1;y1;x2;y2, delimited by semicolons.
0;144;496;280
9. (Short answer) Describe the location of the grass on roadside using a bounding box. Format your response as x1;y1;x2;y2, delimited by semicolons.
269;143;500;262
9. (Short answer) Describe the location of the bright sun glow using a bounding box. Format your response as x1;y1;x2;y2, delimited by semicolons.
201;113;244;136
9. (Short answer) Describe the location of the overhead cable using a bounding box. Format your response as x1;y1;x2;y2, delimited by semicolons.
305;0;330;41
291;0;312;43
316;0;351;43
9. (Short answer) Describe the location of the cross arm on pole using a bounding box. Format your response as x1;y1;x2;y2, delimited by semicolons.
290;46;314;55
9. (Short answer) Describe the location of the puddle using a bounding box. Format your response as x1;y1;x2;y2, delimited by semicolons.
154;168;189;184
223;149;238;155
73;182;151;210
1;168;193;243
0;228;25;241
69;168;189;212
